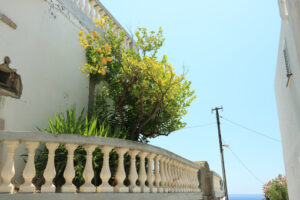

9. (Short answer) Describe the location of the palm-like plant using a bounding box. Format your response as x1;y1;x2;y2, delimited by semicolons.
28;105;126;191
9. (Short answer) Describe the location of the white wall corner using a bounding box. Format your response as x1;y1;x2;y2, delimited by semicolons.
278;0;289;20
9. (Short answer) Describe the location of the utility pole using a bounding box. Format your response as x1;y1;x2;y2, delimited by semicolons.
212;106;229;200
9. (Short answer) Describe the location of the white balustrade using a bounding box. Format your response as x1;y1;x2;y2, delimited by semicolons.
128;150;139;193
20;141;40;192
114;148;128;192
42;142;59;192
0;141;19;193
98;145;113;192
61;144;77;192
0;132;204;196
82;144;97;192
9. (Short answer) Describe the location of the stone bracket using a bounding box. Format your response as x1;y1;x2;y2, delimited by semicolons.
0;12;17;29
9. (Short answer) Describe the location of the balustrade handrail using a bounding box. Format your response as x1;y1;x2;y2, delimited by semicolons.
0;131;200;169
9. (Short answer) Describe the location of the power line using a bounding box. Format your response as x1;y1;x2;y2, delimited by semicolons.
182;122;216;130
220;116;281;143
222;139;264;184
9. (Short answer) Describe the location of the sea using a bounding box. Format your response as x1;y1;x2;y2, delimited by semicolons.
228;194;265;200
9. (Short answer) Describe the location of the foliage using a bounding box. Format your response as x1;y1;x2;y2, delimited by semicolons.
263;175;289;200
32;105;126;190
78;18;196;141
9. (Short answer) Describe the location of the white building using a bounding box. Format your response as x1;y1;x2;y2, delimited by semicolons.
0;0;131;189
275;0;300;200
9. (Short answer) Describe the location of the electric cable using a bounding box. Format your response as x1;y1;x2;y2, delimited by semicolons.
183;122;216;130
220;116;281;143
222;138;264;184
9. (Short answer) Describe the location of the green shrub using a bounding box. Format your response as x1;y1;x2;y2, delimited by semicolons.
30;105;127;191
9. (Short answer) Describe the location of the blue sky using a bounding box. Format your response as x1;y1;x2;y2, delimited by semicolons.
101;0;285;194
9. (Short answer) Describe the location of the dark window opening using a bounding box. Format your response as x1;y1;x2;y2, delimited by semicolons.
0;71;11;86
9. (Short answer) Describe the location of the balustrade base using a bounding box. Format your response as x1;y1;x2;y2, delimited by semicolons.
97;184;113;193
61;185;76;193
129;186;140;193
19;183;35;193
0;192;203;200
113;185;128;192
41;184;56;193
140;186;150;193
0;183;13;193
81;184;96;193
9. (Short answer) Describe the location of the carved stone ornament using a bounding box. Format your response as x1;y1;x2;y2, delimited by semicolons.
0;57;22;98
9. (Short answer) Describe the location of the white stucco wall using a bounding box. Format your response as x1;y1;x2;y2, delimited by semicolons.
0;0;90;185
275;1;300;199
0;0;89;131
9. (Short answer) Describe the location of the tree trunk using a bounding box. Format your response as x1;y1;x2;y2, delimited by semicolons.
88;78;96;119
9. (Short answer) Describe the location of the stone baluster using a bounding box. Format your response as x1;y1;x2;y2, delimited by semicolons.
138;151;148;193
175;162;181;192
186;166;190;192
193;168;197;192
20;141;40;192
114;148;128;192
62;144;77;192
194;168;200;192
171;160;177;192
0;141;19;193
124;37;129;48
178;163;183;192
191;167;195;192
78;0;84;10
167;160;173;192
98;146;113;192
182;165;187;192
185;166;190;192
84;0;90;15
99;9;106;19
95;6;103;20
169;160;175;192
188;167;192;192
165;158;171;192
42;142;59;192
88;0;97;19
93;5;100;19
181;164;186;192
128;150;139;193
82;145;97;192
153;155;161;193
146;153;155;193
160;157;167;193
169;159;175;192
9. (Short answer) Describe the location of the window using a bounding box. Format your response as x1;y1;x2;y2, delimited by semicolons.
283;41;292;87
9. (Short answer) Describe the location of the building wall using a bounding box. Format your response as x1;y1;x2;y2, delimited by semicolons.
0;0;89;184
0;0;89;131
275;1;300;200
